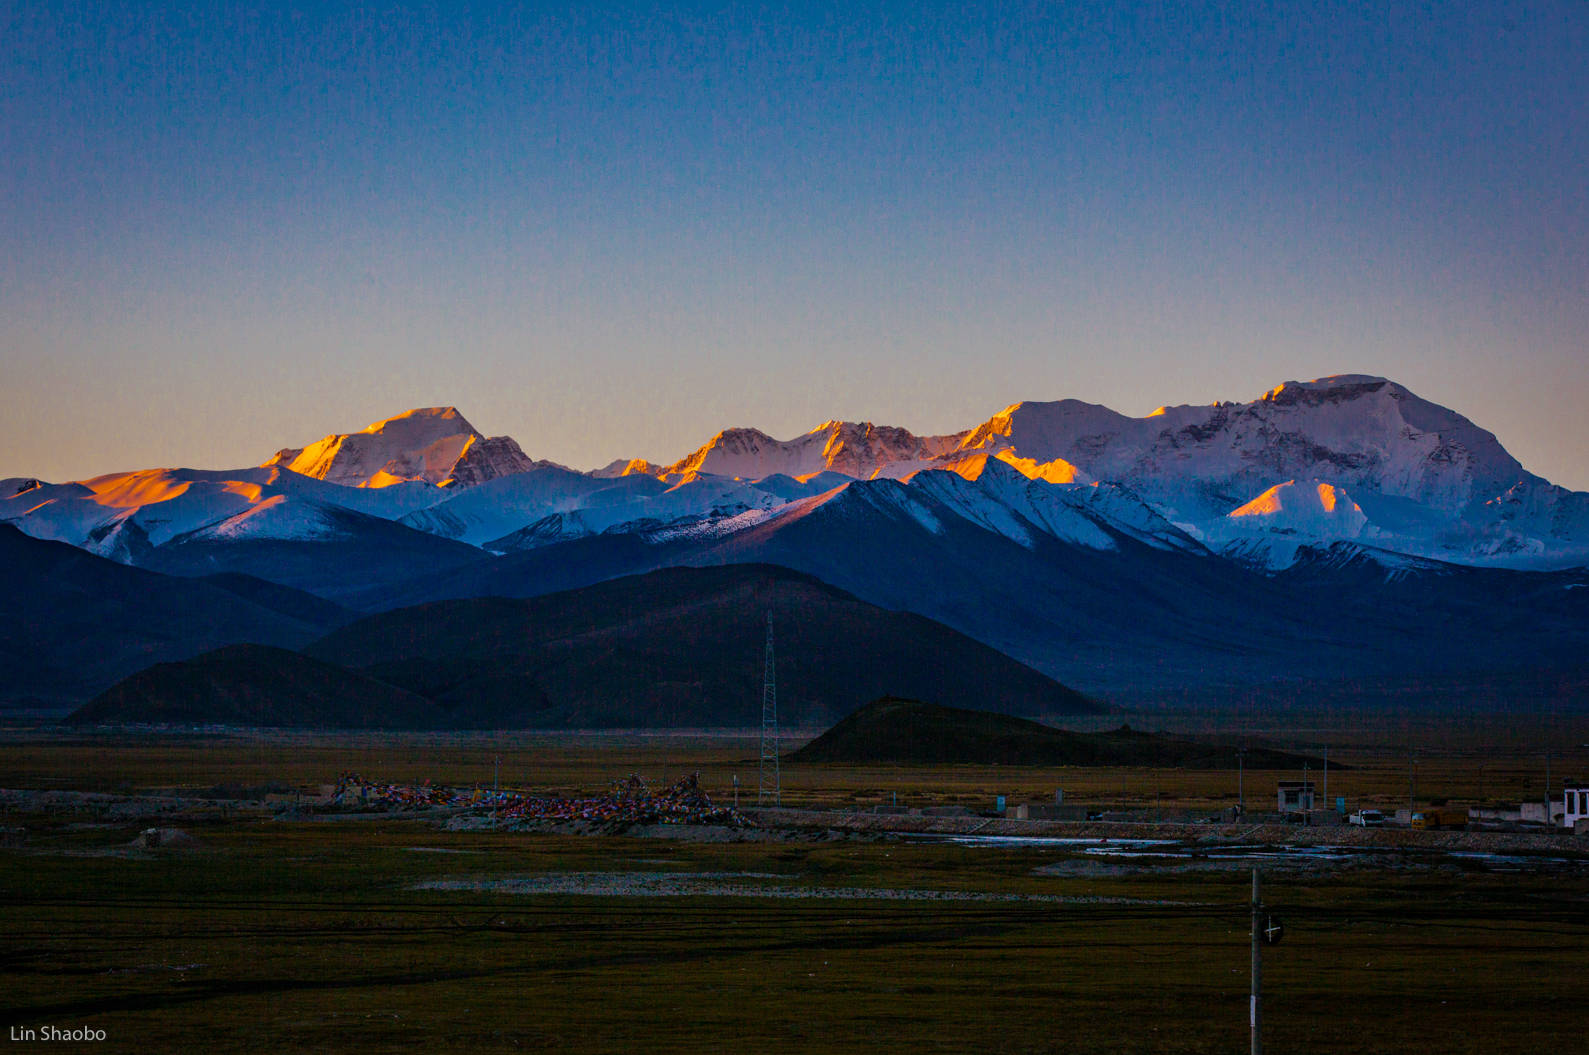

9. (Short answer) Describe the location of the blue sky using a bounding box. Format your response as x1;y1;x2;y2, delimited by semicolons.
4;2;1586;487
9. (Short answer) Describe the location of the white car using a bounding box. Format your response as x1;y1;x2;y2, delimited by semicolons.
1348;809;1385;827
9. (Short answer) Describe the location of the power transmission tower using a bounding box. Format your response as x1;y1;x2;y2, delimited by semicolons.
758;611;780;806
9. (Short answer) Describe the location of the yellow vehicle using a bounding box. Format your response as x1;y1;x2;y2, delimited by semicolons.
1411;808;1467;830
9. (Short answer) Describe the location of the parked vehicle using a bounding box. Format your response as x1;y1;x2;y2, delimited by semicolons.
1348;809;1385;827
1411;808;1467;830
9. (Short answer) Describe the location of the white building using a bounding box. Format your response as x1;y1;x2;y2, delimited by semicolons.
1277;781;1315;814
1564;784;1589;830
1520;801;1565;826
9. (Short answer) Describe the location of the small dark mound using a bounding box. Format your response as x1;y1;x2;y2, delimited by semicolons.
788;696;1333;768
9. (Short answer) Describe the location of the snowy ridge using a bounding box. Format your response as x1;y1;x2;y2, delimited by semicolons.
953;376;1526;518
902;455;1199;553
591;458;665;479
640;506;782;543
665;420;966;480
3;478;45;498
0;465;443;558
401;465;785;548
946;376;1583;568
1227;480;1367;534
1280;540;1455;582
5;378;1587;574
185;494;346;542
1200;480;1371;569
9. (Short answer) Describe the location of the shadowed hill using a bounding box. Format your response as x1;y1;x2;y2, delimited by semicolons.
307;564;1103;728
0;524;349;708
341;481;1589;708
67;644;451;729
194;572;357;629
139;506;486;604
789;696;1330;768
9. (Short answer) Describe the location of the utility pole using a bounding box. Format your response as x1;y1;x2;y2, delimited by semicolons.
1545;750;1552;826
1237;747;1246;819
759;612;780;806
1322;746;1329;814
1408;751;1417;824
1250;868;1263;1055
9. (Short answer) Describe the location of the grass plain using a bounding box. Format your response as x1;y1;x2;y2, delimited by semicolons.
1;716;1586;1054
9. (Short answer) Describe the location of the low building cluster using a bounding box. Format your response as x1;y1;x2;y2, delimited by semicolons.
332;772;745;827
976;782;1589;834
1468;784;1589;832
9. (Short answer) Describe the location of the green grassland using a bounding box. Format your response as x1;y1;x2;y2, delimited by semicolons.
2;723;1587;1053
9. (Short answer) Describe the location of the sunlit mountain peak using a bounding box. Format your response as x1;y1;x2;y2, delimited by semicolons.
592;458;666;479
263;408;534;489
1262;375;1392;403
358;406;470;434
1230;480;1357;518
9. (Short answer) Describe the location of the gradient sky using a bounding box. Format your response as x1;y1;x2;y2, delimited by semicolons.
4;2;1586;488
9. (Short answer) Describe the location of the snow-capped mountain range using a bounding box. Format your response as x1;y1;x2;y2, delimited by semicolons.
4;376;1587;576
